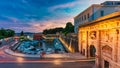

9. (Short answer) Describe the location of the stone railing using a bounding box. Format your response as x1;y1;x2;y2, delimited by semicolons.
59;34;79;53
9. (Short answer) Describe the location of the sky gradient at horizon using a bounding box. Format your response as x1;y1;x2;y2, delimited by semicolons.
0;0;119;33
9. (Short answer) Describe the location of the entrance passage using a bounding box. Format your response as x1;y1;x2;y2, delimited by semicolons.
90;45;96;57
104;60;109;68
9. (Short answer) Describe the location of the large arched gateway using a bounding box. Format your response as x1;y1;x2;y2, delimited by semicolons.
90;45;96;57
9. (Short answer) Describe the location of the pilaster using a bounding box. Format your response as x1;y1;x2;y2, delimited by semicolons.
95;30;101;68
78;30;82;53
112;29;118;62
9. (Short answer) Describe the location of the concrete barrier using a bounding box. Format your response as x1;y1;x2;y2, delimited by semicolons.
4;49;41;58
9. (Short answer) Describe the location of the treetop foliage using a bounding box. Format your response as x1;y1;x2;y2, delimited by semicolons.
43;22;74;35
0;28;15;39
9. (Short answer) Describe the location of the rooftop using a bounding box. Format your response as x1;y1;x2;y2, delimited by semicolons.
79;11;120;28
74;1;120;19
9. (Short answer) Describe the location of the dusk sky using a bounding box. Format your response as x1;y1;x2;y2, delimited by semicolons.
0;0;119;33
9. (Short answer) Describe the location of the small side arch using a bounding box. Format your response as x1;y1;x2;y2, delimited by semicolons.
90;45;96;57
102;45;112;54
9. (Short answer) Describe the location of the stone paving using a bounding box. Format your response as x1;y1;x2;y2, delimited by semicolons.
0;40;95;64
4;39;88;60
4;49;41;58
0;42;95;68
44;53;87;60
5;48;95;61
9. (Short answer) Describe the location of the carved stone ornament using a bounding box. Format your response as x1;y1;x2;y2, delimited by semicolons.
89;31;96;39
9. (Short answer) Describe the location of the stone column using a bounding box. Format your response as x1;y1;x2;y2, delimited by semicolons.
117;29;120;64
95;30;101;68
85;31;89;58
112;29;118;62
78;30;82;53
87;31;90;57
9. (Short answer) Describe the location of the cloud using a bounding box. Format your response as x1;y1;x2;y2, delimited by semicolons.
3;16;19;23
0;16;22;23
0;17;73;33
28;17;74;32
49;1;83;11
1;0;115;33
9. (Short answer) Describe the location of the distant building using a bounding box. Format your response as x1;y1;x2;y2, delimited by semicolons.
14;36;19;41
33;34;43;40
74;1;120;33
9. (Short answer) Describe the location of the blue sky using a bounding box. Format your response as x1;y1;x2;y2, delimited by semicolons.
0;0;119;33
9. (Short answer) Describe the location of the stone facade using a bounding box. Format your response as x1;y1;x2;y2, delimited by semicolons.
78;12;120;68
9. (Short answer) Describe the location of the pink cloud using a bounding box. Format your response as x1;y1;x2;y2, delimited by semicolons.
28;17;74;32
49;1;84;11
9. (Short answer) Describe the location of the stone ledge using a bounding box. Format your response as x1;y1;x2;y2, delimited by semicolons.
43;53;87;60
4;49;41;58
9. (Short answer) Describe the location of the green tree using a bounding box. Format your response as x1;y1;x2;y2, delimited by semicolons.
20;31;24;36
6;29;15;37
0;28;15;39
43;27;64;34
63;22;74;35
0;28;6;37
42;22;74;35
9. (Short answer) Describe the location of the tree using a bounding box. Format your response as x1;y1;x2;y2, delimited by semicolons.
43;27;64;34
62;22;74;35
0;28;6;37
6;29;15;37
0;28;15;39
20;31;24;36
42;22;74;35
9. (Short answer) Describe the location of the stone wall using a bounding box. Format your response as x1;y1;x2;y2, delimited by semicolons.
78;12;120;68
59;34;79;53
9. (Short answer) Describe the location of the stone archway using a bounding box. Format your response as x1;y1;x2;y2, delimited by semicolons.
102;45;112;54
90;45;96;57
104;60;109;68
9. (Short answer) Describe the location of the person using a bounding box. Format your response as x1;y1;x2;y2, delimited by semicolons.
40;49;46;59
41;51;46;56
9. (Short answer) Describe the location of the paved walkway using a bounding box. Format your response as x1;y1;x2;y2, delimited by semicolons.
4;48;95;61
44;53;87;60
5;48;85;59
3;41;95;61
4;49;41;58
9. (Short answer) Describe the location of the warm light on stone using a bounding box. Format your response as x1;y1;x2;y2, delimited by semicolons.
78;12;120;68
